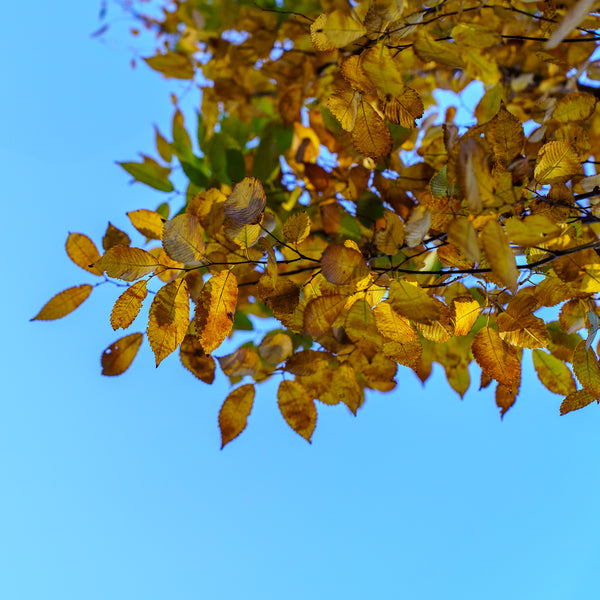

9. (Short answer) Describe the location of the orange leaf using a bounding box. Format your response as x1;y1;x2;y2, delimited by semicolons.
66;233;103;275
127;209;164;240
303;294;346;337
195;270;238;354
101;332;143;376
496;383;517;419
147;280;190;366
277;380;317;442
472;326;521;388
31;285;93;321
95;245;159;281
219;384;255;448
110;280;148;330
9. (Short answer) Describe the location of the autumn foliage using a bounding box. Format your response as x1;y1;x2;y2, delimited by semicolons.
33;0;600;445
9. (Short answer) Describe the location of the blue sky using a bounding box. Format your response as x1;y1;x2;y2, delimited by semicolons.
3;2;600;598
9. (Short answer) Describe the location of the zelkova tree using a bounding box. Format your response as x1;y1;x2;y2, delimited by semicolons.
33;0;600;444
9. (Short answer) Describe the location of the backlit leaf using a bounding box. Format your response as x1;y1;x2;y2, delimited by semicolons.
321;243;368;285
195;270;238;354
110;280;148;330
143;51;194;79
127;209;164;240
486;104;524;169
147;279;189;366
560;389;597;415
219;384;255;448
180;334;215;383
572;341;600;398
320;364;363;415
95;245;159;281
388;280;442;324
373;301;415;341
496;383;517;419
447;218;480;264
101;332;143;376
352;99;392;158
374;210;405;255
283;212;311;245
553;92;597;123
118;156;174;192
224;177;266;225
277;380;317;443
162;213;205;263
327;89;359;132
472;327;521;388
481;220;518;293
303;295;346;338
453;296;481;336
31;285;93;321
534;141;581;184
66;233;103;275
532;349;577;395
310;11;367;51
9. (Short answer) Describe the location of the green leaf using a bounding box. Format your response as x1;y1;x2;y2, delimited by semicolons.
226;148;246;183
117;156;174;192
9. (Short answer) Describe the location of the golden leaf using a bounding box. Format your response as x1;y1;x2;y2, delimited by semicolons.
404;205;431;248
127;209;164;240
496;383;517;419
283;212;311;245
195;270;238;354
451;23;502;49
321;243;368;285
31;284;93;321
572;340;600;398
218;347;262;378
382;338;422;368
413;32;465;69
497;313;548;349
461;49;501;85
472;326;521;388
553;92;597;123
143;51;194;79
320;364;363;415
457;138;495;212
219;384;255;448
102;222;131;251
258;332;294;366
373;301;415;341
532;349;577;395
180;334;215;384
147;280;189;366
378;87;424;128
351;99;392;158
388;280;443;323
277;380;317;443
446;218;480;264
95;245;159;281
344;298;382;346
374;209;405;255
481;220;518;293
66;233;103;275
486;104;524;169
453;296;481;336
101;332;143;376
110;280;148;330
303;294;347;337
310;11;367;51
560;389;598;415
162;213;205;264
224;177;266;225
361;45;405;96
534;141;581;184
327;89;359;132
224;218;262;249
504;215;564;247
340;55;371;93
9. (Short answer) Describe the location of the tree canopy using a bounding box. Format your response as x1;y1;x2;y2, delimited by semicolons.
33;0;600;445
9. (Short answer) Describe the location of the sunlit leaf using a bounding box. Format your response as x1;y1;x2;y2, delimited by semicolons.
472;326;521;388
31;285;93;321
277;380;317;442
219;384;255;448
162;213;205;263
534;141;581;184
110;280;148;330
310;11;367;51
572;341;600;398
127;209;164;240
95;245;159;281
66;233;103;275
532;349;577;395
560;389;597;415
481;220;518;293
118;156;174;192
101;332;143;376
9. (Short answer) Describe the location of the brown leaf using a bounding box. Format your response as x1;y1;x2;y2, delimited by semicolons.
472;326;521;388
219;384;255;448
102;222;131;251
224;177;266;225
101;332;143;376
572;340;600;398
277;380;317;442
481;220;518;293
180;334;216;384
351;99;392;158
560;388;598;415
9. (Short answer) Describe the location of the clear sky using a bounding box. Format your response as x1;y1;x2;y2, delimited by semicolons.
3;2;600;599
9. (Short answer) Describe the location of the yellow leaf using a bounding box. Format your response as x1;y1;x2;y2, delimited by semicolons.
321;243;368;285
179;334;215;384
219;384;255;448
162;213;205;263
143;51;194;79
283;212;311;245
277;380;317;442
504;215;564;247
102;222;131;251
361;44;405;96
373;301;415;341
532;349;577;395
481;220;518;293
388;280;443;323
457;138;496;212
224;177;266;225
374;209;405;255
451;23;502;49
572;340;600;397
486;104;524;169
327;89;359;132
413;32;465;69
447;218;480;264
127;209;164;240
340;55;371;93
453;296;481;336
497;313;548;349
320;364;363;415
461;49;501;85
310;11;367;51
95;245;159;281
66;233;103;275
534;141;581;184
101;332;143;376
351;99;392;158
382;338;422;368
218;347;262;377
303;294;346;337
147;280;189;366
195;270;238;354
472;326;521;387
554;92;597;123
110;280;148;330
560;389;598;415
378;87;424;128
344;298;382;346
404;205;431;248
224;218;262;249
258;332;294;366
31;284;93;321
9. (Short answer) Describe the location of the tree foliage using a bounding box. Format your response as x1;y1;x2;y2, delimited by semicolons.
34;0;600;444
